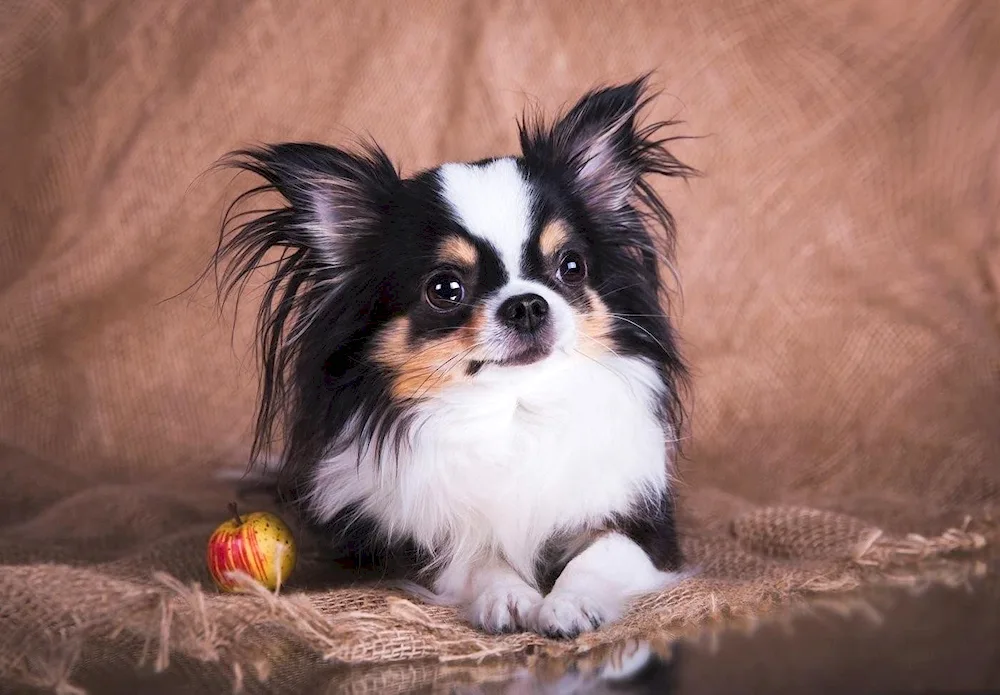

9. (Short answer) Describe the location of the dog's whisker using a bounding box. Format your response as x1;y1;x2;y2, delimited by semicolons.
571;347;629;386
608;314;669;354
395;336;474;366
606;313;669;319
577;332;623;360
595;282;645;298
411;343;484;400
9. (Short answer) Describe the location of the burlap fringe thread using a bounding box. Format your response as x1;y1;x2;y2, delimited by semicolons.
0;507;989;695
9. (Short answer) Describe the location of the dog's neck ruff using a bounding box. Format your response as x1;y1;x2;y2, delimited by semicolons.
308;350;671;591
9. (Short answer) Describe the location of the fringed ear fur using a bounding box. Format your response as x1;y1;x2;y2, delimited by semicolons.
211;142;400;472
519;76;696;219
217;143;399;276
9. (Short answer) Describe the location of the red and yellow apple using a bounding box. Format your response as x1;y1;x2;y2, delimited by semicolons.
207;503;297;592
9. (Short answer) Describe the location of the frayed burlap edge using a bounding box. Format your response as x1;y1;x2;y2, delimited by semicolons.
0;507;991;695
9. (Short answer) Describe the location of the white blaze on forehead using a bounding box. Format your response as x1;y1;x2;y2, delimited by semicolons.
438;158;534;279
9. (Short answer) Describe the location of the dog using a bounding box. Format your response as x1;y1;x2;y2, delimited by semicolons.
213;76;694;637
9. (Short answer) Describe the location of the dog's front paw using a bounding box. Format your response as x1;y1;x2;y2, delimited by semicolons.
532;590;621;639
467;581;543;634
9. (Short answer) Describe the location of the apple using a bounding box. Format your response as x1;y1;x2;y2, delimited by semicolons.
207;503;297;592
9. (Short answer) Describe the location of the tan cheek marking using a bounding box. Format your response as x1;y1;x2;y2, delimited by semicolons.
576;288;617;357
437;236;478;268
539;220;571;258
374;310;489;400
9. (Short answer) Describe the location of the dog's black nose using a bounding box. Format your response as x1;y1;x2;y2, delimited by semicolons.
499;293;549;333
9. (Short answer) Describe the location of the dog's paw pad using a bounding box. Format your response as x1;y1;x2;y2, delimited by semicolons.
468;582;543;634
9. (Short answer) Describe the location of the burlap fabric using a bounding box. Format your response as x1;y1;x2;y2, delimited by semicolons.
1;1;997;693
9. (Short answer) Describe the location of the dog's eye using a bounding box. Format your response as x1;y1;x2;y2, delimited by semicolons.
556;251;587;285
425;272;465;311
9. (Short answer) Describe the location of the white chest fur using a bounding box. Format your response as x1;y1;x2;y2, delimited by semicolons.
308;352;670;586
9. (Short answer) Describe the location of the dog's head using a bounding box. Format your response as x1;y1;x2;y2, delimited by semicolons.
215;77;694;486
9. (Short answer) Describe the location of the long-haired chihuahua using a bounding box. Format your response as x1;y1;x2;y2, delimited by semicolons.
214;76;694;637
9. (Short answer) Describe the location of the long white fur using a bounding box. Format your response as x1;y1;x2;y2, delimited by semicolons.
304;159;681;634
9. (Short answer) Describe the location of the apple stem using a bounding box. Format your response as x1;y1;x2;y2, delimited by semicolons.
229;502;243;526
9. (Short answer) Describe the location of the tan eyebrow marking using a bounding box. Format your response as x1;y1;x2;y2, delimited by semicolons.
436;235;478;267
539;219;571;257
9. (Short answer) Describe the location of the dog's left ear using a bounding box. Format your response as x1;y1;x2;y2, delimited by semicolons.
520;76;692;216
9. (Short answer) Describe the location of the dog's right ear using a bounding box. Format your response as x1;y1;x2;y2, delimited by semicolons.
218;142;400;276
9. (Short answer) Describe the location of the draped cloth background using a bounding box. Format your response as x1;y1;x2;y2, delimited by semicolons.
1;1;997;692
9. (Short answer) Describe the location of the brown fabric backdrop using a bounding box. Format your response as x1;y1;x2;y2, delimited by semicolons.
1;1;998;693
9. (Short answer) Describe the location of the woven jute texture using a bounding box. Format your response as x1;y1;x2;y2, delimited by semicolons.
1;0;999;693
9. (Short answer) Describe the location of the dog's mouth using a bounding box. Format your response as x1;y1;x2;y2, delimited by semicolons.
466;345;551;375
465;321;560;376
